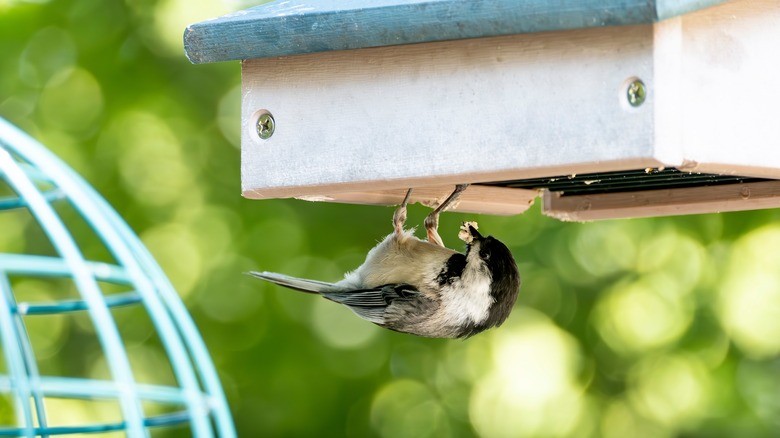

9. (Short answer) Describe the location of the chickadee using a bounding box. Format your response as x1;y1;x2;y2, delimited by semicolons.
248;184;520;338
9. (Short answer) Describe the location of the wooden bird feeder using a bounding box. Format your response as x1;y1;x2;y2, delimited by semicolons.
184;0;780;221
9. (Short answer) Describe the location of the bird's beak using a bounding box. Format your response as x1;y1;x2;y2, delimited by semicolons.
468;223;483;240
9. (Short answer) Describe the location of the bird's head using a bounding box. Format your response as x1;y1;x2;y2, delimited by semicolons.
460;223;521;337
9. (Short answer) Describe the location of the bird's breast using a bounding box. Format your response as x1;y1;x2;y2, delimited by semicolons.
439;268;493;327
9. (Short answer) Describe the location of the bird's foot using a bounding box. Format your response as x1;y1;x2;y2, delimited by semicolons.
424;184;469;247
425;214;444;247
393;188;413;235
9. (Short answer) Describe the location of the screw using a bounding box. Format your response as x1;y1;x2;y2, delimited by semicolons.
255;112;275;140
626;79;646;107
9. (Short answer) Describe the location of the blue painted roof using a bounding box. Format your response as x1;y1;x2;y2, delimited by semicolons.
184;0;727;64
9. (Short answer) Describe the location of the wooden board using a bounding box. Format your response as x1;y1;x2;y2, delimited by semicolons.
296;185;539;216
543;180;780;221
184;0;728;63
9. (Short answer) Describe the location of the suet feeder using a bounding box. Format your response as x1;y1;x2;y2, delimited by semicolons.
185;0;780;221
0;118;235;437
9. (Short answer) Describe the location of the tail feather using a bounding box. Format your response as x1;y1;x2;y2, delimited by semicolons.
246;271;338;294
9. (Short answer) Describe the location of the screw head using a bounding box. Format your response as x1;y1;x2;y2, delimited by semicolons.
255;112;275;140
626;79;646;107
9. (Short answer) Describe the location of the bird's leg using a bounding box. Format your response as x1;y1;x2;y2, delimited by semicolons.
425;184;470;247
393;188;413;236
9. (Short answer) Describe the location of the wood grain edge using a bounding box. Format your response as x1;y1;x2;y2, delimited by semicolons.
543;180;780;221
294;185;539;216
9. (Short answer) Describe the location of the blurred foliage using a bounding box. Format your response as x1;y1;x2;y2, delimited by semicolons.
2;0;780;437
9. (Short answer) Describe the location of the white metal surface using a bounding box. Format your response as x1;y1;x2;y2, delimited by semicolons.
241;24;659;202
676;0;780;177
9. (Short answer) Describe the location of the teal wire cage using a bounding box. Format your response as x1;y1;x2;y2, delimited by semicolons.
0;117;235;437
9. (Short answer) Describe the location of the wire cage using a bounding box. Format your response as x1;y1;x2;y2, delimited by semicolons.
0;117;235;437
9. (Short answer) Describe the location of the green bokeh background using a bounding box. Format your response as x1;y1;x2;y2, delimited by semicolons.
2;1;780;437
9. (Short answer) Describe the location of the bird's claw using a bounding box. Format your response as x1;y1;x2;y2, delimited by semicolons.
425;184;470;247
393;188;413;235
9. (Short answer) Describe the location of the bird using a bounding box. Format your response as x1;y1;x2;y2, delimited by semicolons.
247;184;520;338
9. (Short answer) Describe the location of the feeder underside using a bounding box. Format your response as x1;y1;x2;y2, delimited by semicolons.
485;168;771;196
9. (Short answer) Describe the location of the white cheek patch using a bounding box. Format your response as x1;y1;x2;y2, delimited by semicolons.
440;261;493;326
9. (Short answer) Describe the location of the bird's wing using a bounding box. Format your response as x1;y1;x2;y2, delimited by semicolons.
248;272;424;325
324;284;420;324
